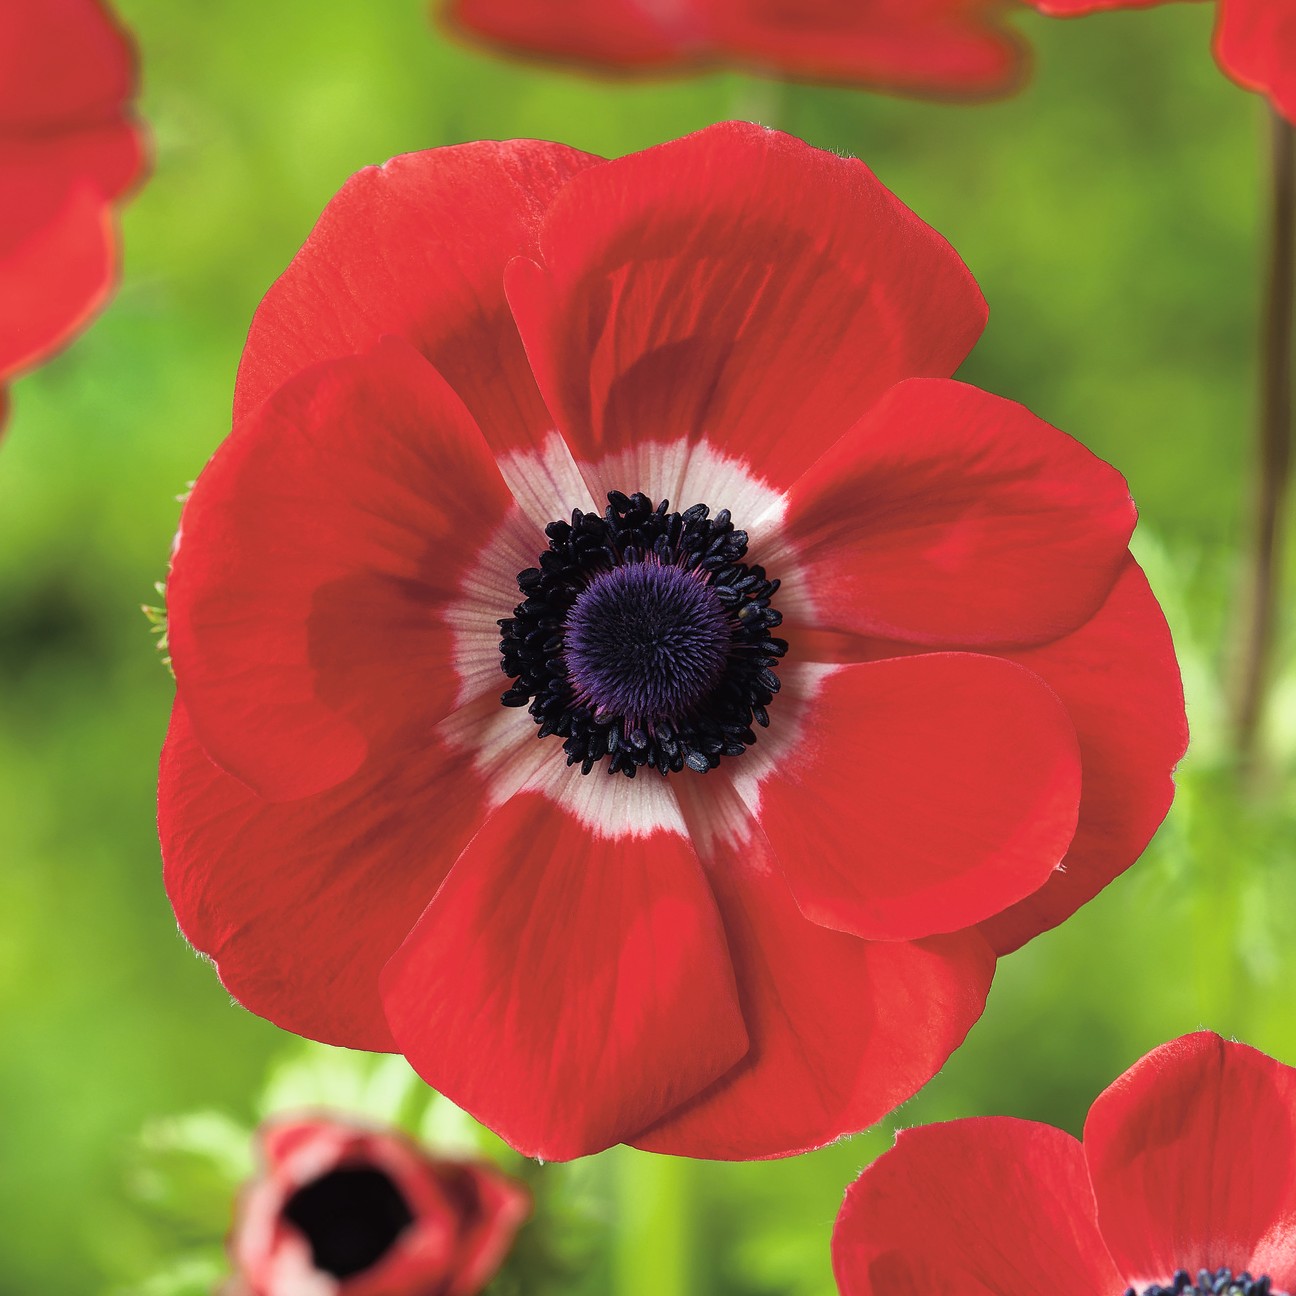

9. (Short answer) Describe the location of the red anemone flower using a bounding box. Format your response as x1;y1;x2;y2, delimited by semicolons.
228;1117;529;1296
0;0;146;394
438;0;1028;99
158;121;1187;1163
1023;0;1296;125
833;1032;1296;1296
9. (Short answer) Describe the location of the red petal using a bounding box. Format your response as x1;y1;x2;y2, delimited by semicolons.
381;773;749;1161
445;0;695;68
0;176;114;383
1215;0;1296;124
1022;0;1175;13
441;1162;531;1296
159;691;516;1052
233;140;601;462
978;559;1186;953
168;338;516;801
712;0;1026;96
777;379;1136;648
833;1118;1122;1296
0;0;137;130
1085;1032;1296;1289
740;654;1080;941
505;121;985;498
634;777;994;1159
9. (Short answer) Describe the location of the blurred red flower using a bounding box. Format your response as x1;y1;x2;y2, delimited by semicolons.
159;121;1187;1162
833;1032;1296;1296
0;0;146;392
1024;0;1295;124
227;1117;529;1296
438;0;1028;98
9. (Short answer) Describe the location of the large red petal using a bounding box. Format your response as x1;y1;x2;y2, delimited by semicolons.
505;121;985;499
736;655;1080;941
712;0;1026;96
1215;0;1296;125
776;379;1136;648
444;0;695;69
233;140;601;462
159;698;514;1052
1085;1033;1296;1289
978;559;1187;953
168;338;516;801
0;0;137;130
381;771;749;1161
633;778;993;1159
833;1118;1122;1296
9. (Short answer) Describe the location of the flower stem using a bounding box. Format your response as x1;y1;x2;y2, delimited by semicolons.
1233;108;1296;777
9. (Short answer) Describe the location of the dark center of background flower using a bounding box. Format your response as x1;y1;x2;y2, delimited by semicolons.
282;1166;415;1279
499;491;787;777
1128;1269;1282;1296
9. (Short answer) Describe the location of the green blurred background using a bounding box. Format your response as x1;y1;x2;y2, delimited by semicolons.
1;1;1293;1291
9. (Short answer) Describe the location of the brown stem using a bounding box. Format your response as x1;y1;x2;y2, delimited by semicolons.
1233;109;1296;775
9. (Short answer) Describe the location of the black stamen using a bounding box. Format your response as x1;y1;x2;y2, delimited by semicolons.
1127;1269;1281;1296
498;491;787;777
282;1166;414;1279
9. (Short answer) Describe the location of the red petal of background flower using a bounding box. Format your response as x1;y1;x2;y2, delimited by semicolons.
978;559;1187;953
0;0;136;130
776;379;1136;648
1215;0;1296;125
159;699;502;1052
710;0;1026;96
633;778;994;1159
1086;1033;1296;1289
169;338;515;801
446;0;695;69
740;654;1081;941
505;121;986;500
232;140;600;461
0;176;115;384
832;1118;1122;1296
1021;0;1178;14
381;779;749;1161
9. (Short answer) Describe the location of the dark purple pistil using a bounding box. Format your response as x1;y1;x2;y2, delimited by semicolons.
1128;1269;1281;1296
498;490;787;778
282;1166;414;1279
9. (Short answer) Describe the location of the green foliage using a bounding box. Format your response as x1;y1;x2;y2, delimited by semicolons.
0;1;1293;1292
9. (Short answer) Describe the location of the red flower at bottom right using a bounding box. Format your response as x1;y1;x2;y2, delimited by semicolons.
833;1032;1296;1296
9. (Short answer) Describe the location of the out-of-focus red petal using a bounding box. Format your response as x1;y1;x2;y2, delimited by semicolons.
445;0;696;69
233;140;601;462
0;0;136;129
1022;0;1176;14
711;0;1026;96
634;777;994;1159
776;379;1135;648
505;121;985;499
978;559;1187;953
1215;0;1296;125
381;774;749;1161
441;1162;531;1296
740;654;1080;941
0;176;114;384
159;693;507;1053
833;1118;1122;1296
168;338;515;802
1086;1033;1296;1290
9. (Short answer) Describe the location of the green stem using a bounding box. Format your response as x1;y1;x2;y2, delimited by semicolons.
1233;109;1296;777
613;1151;693;1296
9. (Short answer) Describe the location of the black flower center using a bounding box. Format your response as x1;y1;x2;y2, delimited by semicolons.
499;491;787;777
1127;1270;1282;1296
282;1166;415;1279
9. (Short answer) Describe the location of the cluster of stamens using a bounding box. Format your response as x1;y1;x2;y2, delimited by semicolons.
1128;1270;1281;1296
499;490;787;777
